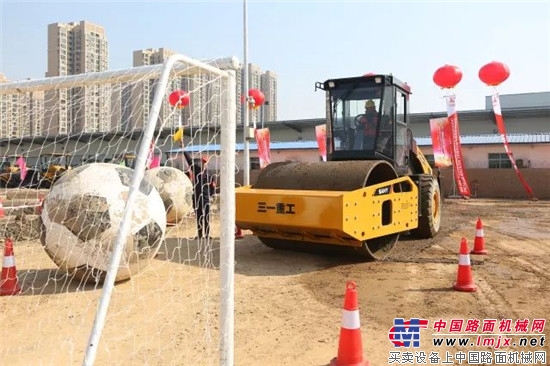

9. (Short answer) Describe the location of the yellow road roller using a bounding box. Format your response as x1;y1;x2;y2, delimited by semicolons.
235;74;441;260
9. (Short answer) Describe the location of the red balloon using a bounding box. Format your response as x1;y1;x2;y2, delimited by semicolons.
248;89;265;109
479;61;510;86
433;64;463;89
168;90;190;109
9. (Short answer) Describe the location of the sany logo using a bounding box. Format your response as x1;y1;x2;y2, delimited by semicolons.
375;186;390;196
388;318;429;348
378;187;389;195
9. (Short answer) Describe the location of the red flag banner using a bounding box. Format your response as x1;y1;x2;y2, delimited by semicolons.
255;128;271;169
16;156;27;181
491;91;536;200
147;141;161;169
149;154;161;169
429;117;453;168
446;95;471;197
315;124;327;161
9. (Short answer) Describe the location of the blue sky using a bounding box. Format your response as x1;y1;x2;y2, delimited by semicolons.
1;0;549;120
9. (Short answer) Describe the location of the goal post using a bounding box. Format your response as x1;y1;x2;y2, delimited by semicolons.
82;54;237;366
0;54;237;365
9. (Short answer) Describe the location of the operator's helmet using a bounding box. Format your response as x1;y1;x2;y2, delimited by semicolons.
365;99;376;109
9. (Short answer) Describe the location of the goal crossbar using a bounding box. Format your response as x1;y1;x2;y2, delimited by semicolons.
0;55;240;94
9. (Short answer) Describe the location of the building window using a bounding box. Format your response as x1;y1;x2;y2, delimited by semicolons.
424;154;436;168
488;153;511;169
250;157;261;170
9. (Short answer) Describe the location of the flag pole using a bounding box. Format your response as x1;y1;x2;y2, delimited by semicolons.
242;0;250;187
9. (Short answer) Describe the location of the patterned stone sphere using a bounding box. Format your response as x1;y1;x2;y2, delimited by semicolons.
145;166;193;225
40;163;166;284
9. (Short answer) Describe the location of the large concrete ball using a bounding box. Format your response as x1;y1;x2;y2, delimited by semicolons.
145;166;193;225
40;163;166;284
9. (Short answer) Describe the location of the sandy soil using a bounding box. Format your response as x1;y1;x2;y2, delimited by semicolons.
1;199;549;365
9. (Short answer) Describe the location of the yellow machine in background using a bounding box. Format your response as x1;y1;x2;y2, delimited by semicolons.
235;74;441;260
113;152;137;169
81;152;137;168
22;153;73;188
42;153;72;184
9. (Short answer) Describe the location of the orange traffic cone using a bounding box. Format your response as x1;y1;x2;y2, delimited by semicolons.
1;238;22;296
470;218;488;255
453;238;477;292
235;225;244;239
0;198;5;219
330;281;370;366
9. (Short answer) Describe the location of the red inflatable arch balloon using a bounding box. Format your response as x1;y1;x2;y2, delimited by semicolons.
433;64;463;89
168;90;190;109
248;89;265;109
479;61;510;86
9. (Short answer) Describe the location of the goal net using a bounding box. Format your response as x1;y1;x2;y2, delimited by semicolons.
0;54;237;365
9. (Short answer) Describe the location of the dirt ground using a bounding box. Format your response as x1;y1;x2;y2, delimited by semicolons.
1;198;549;365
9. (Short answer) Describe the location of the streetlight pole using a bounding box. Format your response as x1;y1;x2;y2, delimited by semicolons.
242;0;250;186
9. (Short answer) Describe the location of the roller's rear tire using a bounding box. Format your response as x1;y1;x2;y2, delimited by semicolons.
410;175;441;238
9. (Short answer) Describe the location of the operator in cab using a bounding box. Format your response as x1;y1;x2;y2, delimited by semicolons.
356;99;379;150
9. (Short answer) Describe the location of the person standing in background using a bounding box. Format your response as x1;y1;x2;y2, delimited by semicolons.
174;128;214;239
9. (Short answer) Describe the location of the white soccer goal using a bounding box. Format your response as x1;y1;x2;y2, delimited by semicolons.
0;54;237;365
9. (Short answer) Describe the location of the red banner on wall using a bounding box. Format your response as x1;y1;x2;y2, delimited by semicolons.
445;95;471;197
255;128;271;169
429;117;453;168
491;91;536;200
147;141;161;169
315;124;327;161
16;156;27;181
